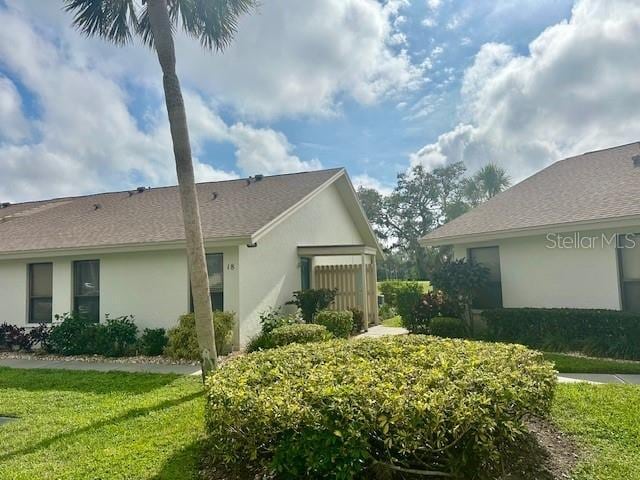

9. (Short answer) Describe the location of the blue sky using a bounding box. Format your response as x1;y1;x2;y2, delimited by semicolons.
1;0;639;202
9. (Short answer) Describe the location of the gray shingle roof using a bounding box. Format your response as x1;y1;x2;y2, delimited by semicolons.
0;168;342;254
422;142;640;244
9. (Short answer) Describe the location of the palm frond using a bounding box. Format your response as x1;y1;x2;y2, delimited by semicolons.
63;0;139;45
171;0;258;51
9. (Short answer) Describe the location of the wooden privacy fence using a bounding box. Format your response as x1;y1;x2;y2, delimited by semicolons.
314;264;378;325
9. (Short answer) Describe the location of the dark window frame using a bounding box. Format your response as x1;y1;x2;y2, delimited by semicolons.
618;234;640;312
73;260;100;323
468;246;503;309
300;257;312;290
190;253;224;312
28;263;53;324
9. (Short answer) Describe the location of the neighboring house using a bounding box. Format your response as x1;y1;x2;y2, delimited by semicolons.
0;168;383;347
421;142;640;313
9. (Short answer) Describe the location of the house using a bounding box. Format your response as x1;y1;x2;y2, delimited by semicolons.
0;168;383;348
420;142;640;313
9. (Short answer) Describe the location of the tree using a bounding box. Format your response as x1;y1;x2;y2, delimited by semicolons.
430;258;489;334
356;186;387;243
63;0;256;377
464;163;511;205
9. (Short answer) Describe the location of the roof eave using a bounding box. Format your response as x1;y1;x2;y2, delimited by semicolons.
420;214;640;247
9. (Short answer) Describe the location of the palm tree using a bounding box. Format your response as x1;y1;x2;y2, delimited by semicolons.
474;163;511;199
63;0;256;376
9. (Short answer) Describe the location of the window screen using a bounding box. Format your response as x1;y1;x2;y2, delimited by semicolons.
74;260;100;323
468;246;503;309
29;263;53;324
619;234;640;312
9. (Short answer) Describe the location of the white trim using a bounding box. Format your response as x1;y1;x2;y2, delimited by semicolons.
420;214;640;247
297;245;378;256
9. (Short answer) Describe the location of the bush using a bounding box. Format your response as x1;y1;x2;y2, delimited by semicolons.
96;315;139;357
348;308;365;334
205;336;556;479
378;303;397;321
378;280;426;308
483;308;640;360
314;310;353;338
138;328;168;356
0;323;39;351
429;317;468;339
247;324;333;352
405;291;460;334
165;311;236;360
48;313;97;355
288;289;337;323
258;307;300;334
395;282;427;324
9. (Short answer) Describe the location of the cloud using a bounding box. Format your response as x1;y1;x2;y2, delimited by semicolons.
0;76;29;141
411;0;640;180
0;6;321;202
352;173;394;195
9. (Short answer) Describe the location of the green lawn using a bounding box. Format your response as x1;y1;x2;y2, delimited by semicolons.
544;352;640;374
381;315;403;327
0;367;204;480
553;384;640;480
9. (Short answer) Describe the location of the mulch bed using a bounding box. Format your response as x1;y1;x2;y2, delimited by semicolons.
0;351;199;366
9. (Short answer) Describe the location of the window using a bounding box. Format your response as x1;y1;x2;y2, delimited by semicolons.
28;263;53;324
619;234;640;312
191;254;224;312
468;246;503;309
74;260;100;322
300;257;312;290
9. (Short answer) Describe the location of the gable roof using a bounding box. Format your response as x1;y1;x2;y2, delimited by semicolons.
421;142;640;246
0;168;380;256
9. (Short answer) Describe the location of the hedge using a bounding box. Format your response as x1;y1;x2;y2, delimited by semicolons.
483;308;640;360
164;311;235;360
246;323;333;352
429;317;468;339
205;336;555;479
314;310;353;338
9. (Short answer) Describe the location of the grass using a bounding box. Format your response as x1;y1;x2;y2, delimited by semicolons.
381;315;403;327
544;352;640;374
553;384;640;480
0;367;204;480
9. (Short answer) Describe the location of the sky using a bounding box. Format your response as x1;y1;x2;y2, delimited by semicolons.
0;0;639;202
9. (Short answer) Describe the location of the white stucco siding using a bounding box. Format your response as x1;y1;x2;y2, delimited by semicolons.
454;230;623;310
237;183;365;344
0;247;240;332
0;260;28;325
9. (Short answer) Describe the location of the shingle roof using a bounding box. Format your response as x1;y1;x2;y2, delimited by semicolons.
0;168;343;254
422;142;640;245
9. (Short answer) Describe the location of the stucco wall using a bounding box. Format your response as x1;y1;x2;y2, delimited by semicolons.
237;183;365;344
453;230;623;310
0;247;240;332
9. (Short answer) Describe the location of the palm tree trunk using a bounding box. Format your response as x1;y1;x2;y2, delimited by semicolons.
147;0;217;377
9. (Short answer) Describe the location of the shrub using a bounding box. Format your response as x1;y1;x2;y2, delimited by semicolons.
314;310;353;339
348;308;365;334
405;291;460;334
165;311;236;360
205;336;556;479
288;289;337;323
378;303;397;321
28;324;52;351
483;308;640;360
95;315;139;357
138;328;168;356
429;317;468;338
378;280;426;308
395;282;425;324
269;324;333;347
258;307;300;334
48;313;97;355
0;323;38;351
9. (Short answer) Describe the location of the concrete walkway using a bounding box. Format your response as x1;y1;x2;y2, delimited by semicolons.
359;325;409;337
558;373;640;385
0;357;201;375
